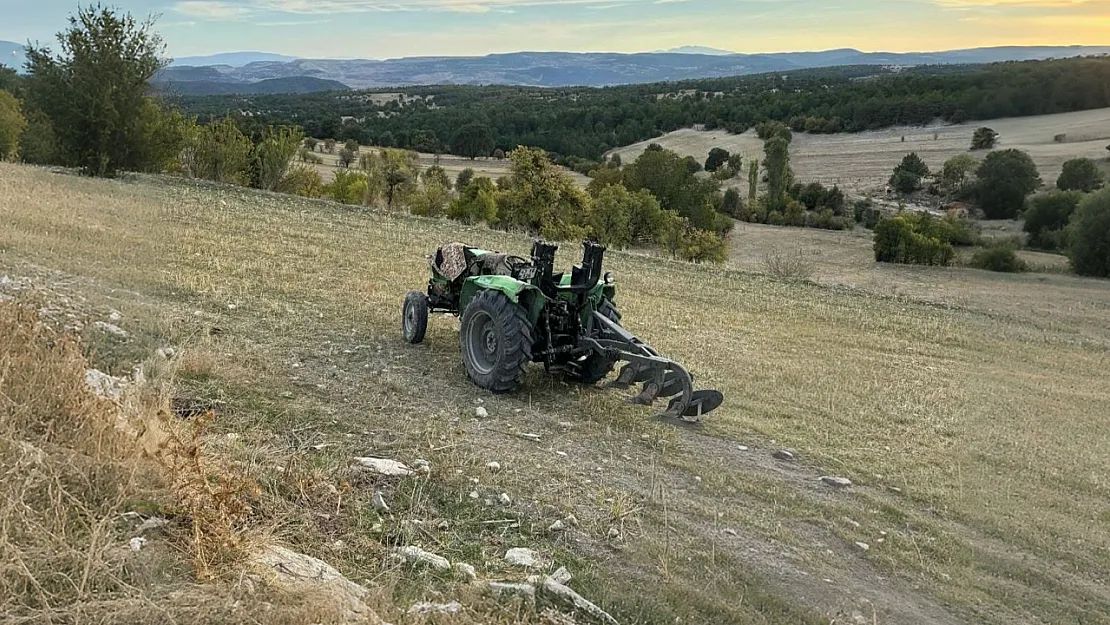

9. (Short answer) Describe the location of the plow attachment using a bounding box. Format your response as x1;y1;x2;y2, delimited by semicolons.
584;311;723;423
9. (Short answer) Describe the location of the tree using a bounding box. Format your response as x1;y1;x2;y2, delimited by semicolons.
410;178;451;217
1023;190;1082;250
337;147;356;168
608;152;621;167
626;188;664;244
722;188;742;217
940;153;978;197
894;152;929;178
976;149;1041;219
492;147;505;160
0;90;26;160
726;153;743;175
622;144;722;232
254;125;303;191
24;6;170;176
971;127;998;150
755;120;792;143
890;169;921;194
590;185;634;249
17;110;59;165
456;167;475;190
1056;157;1104;192
304;137;318;152
763;136;791;211
324;138;336;153
380;149;419;209
747;159;758;209
705;147;730;172
1067;188;1110;277
678;228;726;264
422;164;451;190
498;146;591;240
451;123;494;159
344;139;359;153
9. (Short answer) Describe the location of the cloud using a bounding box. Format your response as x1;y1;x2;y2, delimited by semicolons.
173;1;253;18
173;0;651;17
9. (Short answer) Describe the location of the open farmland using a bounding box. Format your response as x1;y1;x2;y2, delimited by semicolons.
3;162;1110;624
610;107;1110;195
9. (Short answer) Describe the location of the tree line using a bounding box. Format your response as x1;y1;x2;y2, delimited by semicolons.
172;57;1110;163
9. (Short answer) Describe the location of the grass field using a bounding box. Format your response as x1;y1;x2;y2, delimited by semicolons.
3;162;1110;624
611;107;1110;195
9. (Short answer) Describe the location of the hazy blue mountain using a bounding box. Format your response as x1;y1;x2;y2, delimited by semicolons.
154;74;348;95
0;40;27;70
154;46;1110;89
659;46;737;56
170;51;298;67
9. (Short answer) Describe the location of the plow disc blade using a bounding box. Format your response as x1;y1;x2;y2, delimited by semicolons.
665;389;724;420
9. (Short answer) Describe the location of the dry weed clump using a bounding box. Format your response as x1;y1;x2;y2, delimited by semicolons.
761;249;816;281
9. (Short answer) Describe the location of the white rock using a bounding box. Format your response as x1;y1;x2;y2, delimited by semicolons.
820;476;853;488
555;451;567;457
469;490;479;499
549;566;573;584
737;445;749;451
453;562;477;581
372;491;390;512
84;369;128;399
548;519;567;532
855;542;870;551
538;579;619;625
723;528;738;537
475;406;489;418
394;545;451;571
772;449;795;461
135;516;170;534
842;517;861;528
129;536;147;551
564;514;579;527
607;527;621;539
413;459;431;474
108;310;122;322
499;492;512;506
504;547;545;568
408;601;462;614
487;581;536;599
486;461;501;473
252;544;376;621
93;321;129;337
352;457;413;476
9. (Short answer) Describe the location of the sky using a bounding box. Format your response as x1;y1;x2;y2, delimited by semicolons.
1;0;1108;59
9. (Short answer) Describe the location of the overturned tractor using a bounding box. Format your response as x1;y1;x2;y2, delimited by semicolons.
401;240;722;422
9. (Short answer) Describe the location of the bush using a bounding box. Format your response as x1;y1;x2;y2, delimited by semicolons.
853;199;882;229
181;117;252;185
976;149;1041;219
890;169;921;194
447;177;498;224
1024;190;1083;250
873;212;956;266
337;147;356;168
1056;157;1104;192
968;245;1027;272
0;90;26;160
971;127;998;150
762;250;815;280
324;169;368;205
276;164;324;198
1066;187;1110;277
455;167;475;190
721;188;742;217
705;147;730;172
678;228;726;264
16;110;58;165
254;125;303;191
940;153;978;197
410;179;451;217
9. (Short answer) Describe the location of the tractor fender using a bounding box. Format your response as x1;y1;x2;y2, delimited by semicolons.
459;275;545;327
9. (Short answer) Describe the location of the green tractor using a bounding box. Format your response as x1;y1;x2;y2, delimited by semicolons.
401;240;722;422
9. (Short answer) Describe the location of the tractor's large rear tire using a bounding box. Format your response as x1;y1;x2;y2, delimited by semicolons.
568;298;621;384
460;290;533;393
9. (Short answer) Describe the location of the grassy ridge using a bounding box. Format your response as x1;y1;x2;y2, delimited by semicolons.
3;163;1110;623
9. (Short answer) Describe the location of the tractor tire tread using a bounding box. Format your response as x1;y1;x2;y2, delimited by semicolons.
460;290;533;394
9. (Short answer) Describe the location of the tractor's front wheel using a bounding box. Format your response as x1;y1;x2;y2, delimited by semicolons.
402;290;428;344
460;290;533;393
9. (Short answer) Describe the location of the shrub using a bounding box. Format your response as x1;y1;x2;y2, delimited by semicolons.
0;90;27;160
410;179;451;217
853;199;882;229
873;213;955;266
181;117;252;185
705;147;730;172
276;164;324;198
16;110;58;165
421;164;451;190
303;137;318;152
344;139;359;153
976;149;1041;219
971;127;998;150
253;125;303;191
1024;190;1083;250
323;138;336;153
721;188;742;217
337;147;356;168
940;153;978;197
678;228;726;264
455;167;475;190
968;245;1027;272
762;250;815;280
323;169;368;205
447;177;498;224
1056;157;1104;192
1066;187;1110;277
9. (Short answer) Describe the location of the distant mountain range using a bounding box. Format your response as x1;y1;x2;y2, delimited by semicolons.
1;40;26;70
6;40;1110;95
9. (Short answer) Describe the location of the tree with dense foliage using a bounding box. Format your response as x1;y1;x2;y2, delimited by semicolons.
976;149;1041;219
451;122;495;159
608;152;621;167
323;138;336;153
337;147;355;168
410;178;451;217
1056;157;1104;192
1066;188;1110;277
971;127;999;150
940;153;978;197
756;121;793;143
763;136;791;211
422;164;451;190
705;147;730;172
324;169;368;205
497;146;591;240
678;228;727;264
969;245;1027;273
873;213;955;266
379;149;419;209
589;185;633;249
448;176;498;224
722;188;742;217
0;90;26;160
622;144;724;232
1023;191;1083;250
455;167;474;190
24;6;176;176
344;139;359;153
16;109;58;165
492;147;505;160
304;137;318;152
889;152;929;194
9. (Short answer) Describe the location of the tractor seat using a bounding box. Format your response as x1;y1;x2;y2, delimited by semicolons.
431;243;471;282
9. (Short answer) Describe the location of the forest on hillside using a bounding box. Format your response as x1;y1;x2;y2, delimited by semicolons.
172;58;1110;162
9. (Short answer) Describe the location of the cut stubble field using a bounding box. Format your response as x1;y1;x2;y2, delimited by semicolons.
2;162;1110;624
611;107;1110;195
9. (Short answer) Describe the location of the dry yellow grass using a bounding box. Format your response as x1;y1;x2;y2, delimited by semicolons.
3;162;1110;624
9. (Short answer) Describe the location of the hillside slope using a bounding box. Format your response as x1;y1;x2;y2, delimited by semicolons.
2;164;1110;623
